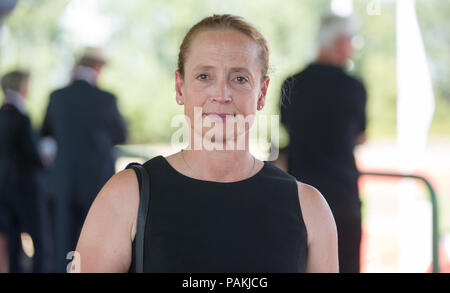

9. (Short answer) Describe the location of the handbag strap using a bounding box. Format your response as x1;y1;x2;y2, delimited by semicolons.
126;163;150;273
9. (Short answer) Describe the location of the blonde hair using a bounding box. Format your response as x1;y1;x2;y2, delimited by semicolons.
177;14;269;81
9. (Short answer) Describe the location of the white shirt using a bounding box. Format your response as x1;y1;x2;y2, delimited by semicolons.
4;89;26;114
72;65;98;85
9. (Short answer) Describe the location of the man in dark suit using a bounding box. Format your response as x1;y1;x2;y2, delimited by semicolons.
280;14;367;273
42;48;127;272
0;70;45;272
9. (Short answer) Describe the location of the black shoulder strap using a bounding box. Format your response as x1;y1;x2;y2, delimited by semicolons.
126;163;150;273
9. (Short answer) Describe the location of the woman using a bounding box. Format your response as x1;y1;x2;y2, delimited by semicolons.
74;14;338;273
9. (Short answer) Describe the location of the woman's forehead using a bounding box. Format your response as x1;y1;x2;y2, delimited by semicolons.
186;29;261;71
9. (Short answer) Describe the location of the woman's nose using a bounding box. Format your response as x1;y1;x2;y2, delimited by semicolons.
210;79;232;103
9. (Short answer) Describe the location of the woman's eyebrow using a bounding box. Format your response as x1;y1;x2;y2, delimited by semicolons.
192;65;215;72
193;65;251;72
230;67;252;75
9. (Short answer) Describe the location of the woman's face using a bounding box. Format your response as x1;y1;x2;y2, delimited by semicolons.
175;29;270;148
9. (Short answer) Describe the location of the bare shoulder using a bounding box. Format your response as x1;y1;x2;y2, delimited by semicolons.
296;181;339;272
94;169;140;239
296;181;337;244
296;182;329;210
74;169;140;272
97;169;139;204
93;169;140;219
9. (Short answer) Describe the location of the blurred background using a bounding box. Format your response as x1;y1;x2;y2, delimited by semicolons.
0;0;449;273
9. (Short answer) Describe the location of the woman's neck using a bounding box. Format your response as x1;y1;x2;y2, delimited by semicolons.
181;148;256;182
167;131;261;182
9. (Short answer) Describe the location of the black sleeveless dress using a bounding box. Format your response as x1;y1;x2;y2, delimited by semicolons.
129;155;307;273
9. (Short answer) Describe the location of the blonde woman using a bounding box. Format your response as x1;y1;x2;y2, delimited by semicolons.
74;14;338;273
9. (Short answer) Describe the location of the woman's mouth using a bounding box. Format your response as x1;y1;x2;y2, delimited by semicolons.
203;112;236;122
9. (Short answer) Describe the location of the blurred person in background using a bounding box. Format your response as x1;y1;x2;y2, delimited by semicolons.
280;14;367;273
0;70;50;272
41;47;127;272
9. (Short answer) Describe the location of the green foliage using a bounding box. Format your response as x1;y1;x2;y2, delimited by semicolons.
416;0;450;135
357;0;397;138
1;0;70;126
1;0;448;143
94;0;330;143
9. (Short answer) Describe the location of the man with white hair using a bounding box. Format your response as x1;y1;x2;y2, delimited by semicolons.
280;13;367;273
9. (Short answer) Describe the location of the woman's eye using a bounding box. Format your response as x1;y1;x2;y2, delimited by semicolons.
197;74;208;80
235;76;248;84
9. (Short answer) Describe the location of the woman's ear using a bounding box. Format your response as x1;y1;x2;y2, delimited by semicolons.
257;76;270;110
175;70;184;105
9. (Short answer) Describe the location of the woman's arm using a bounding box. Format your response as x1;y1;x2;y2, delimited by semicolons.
297;182;339;273
71;169;139;273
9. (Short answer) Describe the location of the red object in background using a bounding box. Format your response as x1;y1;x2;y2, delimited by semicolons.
426;245;450;273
